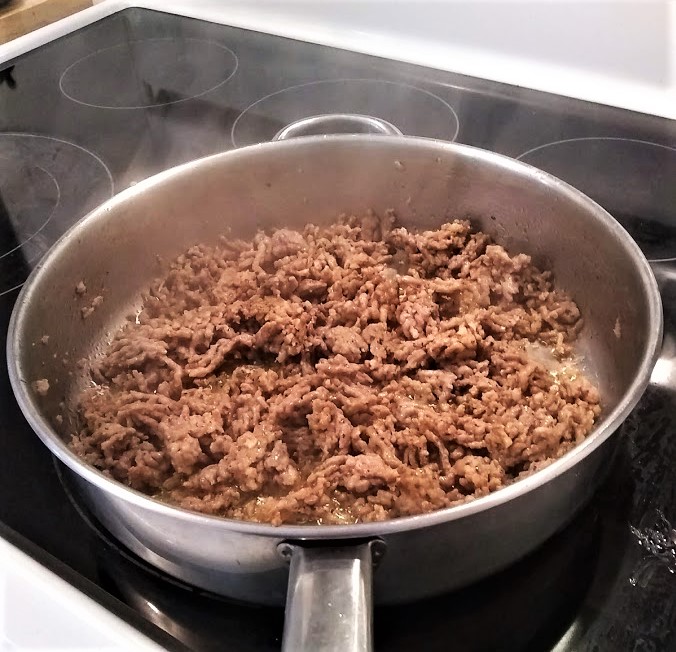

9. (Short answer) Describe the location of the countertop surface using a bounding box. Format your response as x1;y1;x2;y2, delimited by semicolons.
0;0;92;44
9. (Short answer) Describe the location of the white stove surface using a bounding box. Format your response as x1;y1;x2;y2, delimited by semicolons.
0;2;673;650
0;537;166;651
1;0;674;119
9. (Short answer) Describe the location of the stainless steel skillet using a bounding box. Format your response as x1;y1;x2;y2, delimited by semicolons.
7;117;662;651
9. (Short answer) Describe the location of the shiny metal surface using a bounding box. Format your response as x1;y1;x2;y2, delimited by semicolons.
7;136;663;617
280;541;376;652
273;113;402;140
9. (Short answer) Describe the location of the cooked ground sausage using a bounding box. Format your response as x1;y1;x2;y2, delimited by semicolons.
71;213;601;525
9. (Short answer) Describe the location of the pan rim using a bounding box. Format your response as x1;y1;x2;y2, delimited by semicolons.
6;134;664;539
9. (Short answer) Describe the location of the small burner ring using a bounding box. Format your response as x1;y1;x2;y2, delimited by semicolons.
232;78;459;147
59;38;238;110
517;137;676;262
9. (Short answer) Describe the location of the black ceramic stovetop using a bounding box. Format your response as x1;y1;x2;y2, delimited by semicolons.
1;8;675;651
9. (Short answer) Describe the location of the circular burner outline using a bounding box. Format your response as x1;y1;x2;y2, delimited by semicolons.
0;132;115;194
517;136;676;163
0;160;60;261
0;133;114;297
0;282;25;298
59;37;239;110
231;78;460;147
517;136;676;263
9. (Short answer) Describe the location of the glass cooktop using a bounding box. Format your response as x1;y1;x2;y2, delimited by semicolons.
1;7;675;651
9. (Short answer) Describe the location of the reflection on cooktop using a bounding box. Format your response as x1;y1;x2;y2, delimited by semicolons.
231;79;459;147
0;160;58;296
0;134;113;296
517;138;676;262
59;38;238;109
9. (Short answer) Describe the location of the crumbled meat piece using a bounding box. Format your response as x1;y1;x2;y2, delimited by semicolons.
75;281;87;295
40;335;50;345
71;215;600;525
33;378;50;396
81;295;103;319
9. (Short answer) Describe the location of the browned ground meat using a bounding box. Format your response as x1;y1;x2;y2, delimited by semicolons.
71;213;601;525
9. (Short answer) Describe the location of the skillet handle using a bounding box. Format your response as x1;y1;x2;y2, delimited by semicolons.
279;540;383;652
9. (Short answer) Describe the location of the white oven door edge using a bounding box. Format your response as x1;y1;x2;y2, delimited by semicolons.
0;536;167;651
